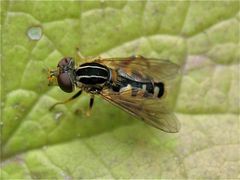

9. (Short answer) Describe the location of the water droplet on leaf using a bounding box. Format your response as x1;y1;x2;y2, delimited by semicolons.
27;26;42;40
54;111;64;123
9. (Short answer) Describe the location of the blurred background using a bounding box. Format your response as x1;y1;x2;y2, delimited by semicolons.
1;1;239;179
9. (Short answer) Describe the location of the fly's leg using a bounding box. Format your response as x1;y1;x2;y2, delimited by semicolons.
86;95;94;116
75;48;102;63
49;90;82;111
75;47;86;63
76;47;85;59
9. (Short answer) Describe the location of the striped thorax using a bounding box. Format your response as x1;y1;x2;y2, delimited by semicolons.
75;62;111;94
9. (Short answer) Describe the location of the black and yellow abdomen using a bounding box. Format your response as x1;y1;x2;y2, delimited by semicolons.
112;69;164;98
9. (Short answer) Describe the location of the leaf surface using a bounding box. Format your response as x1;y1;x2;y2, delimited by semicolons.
1;1;239;179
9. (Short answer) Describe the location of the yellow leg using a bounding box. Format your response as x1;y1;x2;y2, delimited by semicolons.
75;47;86;64
49;90;82;111
75;47;102;64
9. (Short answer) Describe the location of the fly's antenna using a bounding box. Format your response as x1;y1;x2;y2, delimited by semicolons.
48;69;59;86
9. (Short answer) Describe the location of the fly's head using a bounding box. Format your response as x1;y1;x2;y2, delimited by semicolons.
48;57;76;93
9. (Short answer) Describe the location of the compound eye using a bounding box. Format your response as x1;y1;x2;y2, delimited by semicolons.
57;72;74;93
58;57;71;67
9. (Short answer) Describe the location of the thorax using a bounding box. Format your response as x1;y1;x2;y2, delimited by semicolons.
75;62;110;93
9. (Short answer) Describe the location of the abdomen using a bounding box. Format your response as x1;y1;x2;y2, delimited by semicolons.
111;69;164;98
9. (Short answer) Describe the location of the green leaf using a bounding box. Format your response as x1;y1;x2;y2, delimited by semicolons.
1;1;239;179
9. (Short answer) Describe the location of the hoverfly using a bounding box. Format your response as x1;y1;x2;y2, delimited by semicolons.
48;55;180;133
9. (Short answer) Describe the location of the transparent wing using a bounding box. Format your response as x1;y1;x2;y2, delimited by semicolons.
95;55;180;81
100;88;180;133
